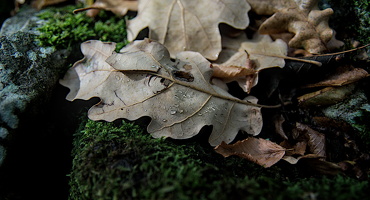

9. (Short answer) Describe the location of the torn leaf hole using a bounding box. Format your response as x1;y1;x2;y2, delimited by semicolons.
172;70;194;82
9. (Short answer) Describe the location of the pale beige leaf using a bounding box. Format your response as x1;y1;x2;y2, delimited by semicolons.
127;0;250;60
59;40;118;101
218;33;288;70
60;39;263;146
282;154;323;164
214;137;286;168
32;0;68;9
85;0;138;17
247;0;343;53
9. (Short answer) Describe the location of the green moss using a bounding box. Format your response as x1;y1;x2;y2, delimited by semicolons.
36;5;128;50
322;0;370;45
69;120;369;200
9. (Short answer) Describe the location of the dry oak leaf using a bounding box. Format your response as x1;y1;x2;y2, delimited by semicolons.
298;66;369;106
82;0;138;17
303;66;369;88
127;0;251;60
215;137;286;168
246;0;343;54
60;39;263;146
214;33;287;93
298;83;356;107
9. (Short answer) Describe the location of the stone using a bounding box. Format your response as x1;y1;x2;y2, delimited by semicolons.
322;89;368;129
0;7;72;167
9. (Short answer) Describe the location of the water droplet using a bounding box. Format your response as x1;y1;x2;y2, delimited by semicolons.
179;110;184;114
198;113;202;116
163;119;167;122
170;110;177;115
144;109;147;112
115;75;121;81
151;65;158;68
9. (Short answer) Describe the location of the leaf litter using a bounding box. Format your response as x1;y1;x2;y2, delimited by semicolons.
59;0;370;174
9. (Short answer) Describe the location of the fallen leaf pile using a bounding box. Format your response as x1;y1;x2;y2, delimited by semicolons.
58;0;369;174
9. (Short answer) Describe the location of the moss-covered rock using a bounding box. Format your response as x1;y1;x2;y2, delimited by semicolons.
69;120;369;200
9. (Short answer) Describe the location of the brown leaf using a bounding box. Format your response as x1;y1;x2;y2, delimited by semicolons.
295;122;326;157
60;39;264;146
247;0;343;53
280;140;307;156
298;83;356;106
211;54;256;79
273;114;288;140
303;66;369;88
127;0;251;60
214;137;286;168
282;154;342;175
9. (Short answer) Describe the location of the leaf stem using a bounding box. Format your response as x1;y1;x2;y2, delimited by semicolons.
253;53;323;66
148;72;286;108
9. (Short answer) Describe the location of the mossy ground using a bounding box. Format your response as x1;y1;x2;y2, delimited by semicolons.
69;120;369;200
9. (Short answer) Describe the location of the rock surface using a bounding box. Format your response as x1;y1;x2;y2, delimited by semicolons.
0;7;70;166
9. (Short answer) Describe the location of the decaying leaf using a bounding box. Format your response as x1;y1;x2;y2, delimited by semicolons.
214;137;286;168
294;122;326;157
214;33;288;93
273;114;288;140
60;39;264;146
127;0;251;60
246;0;343;53
303;66;369;88
280;140;307;156
297;65;368;107
78;0;138;17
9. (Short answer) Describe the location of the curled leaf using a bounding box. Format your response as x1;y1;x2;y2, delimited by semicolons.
303;66;369;88
214;33;288;93
247;0;343;53
214;137;286;168
298;83;356;106
294;122;326;157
